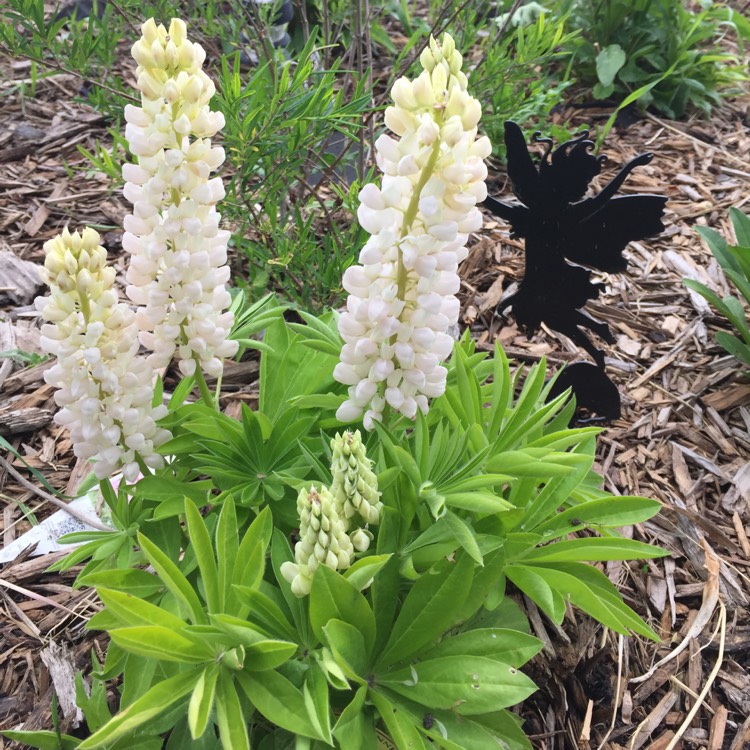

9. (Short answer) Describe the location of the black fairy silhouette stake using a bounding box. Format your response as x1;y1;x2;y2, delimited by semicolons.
484;121;667;368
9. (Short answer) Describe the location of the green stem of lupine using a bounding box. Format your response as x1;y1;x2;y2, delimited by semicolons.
193;356;218;410
135;454;151;477
395;131;444;301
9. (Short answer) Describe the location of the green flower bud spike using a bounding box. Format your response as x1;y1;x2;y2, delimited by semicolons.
280;486;355;597
330;430;383;527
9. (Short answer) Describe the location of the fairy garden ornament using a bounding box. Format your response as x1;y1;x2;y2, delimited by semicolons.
484;121;667;421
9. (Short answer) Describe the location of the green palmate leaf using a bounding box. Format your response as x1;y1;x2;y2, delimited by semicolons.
310;565;376;654
2;731;80;750
485;449;588;478
379;655;537;714
522;562;659;639
215;671;250;750
344;554;393;591
233;586;297;642
520;443;594;529
323;619;368;681
93;588;186;630
108;626;215;663
420;629;543;668
332;686;376;750
137;532;206;624
185;498;220;613
376;553;473;668
188;665;219;740
369;691;428;750
505;565;567;623
236;670;322;740
78;669;201;749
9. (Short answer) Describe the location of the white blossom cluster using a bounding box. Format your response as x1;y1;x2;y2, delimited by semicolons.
122;18;238;378
334;33;491;429
281;431;379;596
37;228;170;481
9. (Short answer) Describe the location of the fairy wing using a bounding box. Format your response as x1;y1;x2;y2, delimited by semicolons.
560;194;667;273
504;121;540;206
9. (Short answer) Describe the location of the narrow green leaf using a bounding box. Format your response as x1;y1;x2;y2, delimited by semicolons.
323;619;368;681
520;537;668;563
185;498;220;613
109;626;215;663
236;670;322;740
188;665;219;739
2;731;79;750
380;655;537;714
137;532;206;624
94;588;186;631
216;498;239;613
369;690;428;750
332;686;376;750
505;565;566;623
343;554;393;591
78;569;163;598
419;628;542;668
303;661;333;745
233;586;297;642
215;670;250;750
77;669;201;749
310;566;376;654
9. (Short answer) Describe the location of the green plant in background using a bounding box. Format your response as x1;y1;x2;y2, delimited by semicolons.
557;0;749;118
470;7;577;159
684;209;750;369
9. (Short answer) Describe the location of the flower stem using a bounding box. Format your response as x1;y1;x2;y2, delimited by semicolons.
193;356;218;410
396;135;444;301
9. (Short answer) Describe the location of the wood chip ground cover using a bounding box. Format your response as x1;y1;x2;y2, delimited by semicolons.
1;19;749;750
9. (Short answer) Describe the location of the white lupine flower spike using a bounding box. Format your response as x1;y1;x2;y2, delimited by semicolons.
334;33;491;428
36;228;171;481
123;18;238;381
280;486;355;597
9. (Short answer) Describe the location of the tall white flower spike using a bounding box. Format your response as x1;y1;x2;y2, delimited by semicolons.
36;228;171;481
334;33;491;428
122;18;238;379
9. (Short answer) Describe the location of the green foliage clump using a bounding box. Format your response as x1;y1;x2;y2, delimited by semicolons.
4;318;666;750
685;209;750;369
557;0;749;118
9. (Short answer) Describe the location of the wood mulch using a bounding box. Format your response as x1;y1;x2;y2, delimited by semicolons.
1;21;750;750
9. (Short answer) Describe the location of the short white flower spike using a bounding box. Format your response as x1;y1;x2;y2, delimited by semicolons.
334;33;491;428
123;18;238;379
280;486;355;597
37;228;170;481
